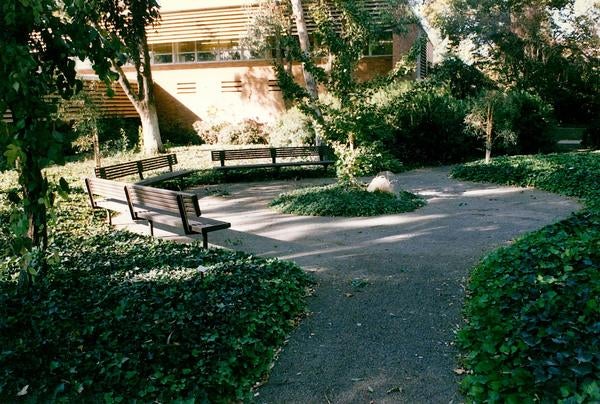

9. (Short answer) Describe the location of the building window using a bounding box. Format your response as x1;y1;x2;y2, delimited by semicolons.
150;41;266;65
151;43;174;64
177;41;197;63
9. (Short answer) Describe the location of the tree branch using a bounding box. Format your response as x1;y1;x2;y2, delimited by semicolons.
110;60;140;107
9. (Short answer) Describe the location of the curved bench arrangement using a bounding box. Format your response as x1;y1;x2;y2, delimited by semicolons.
85;175;230;249
211;145;335;172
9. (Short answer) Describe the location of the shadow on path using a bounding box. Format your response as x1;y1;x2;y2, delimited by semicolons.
113;166;580;403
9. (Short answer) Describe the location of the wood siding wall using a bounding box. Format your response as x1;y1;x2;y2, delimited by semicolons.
147;0;390;44
2;80;137;123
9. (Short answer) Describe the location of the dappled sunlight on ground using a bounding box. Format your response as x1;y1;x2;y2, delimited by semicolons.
110;165;580;403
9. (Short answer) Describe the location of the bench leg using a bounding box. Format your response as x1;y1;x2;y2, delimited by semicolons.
107;210;112;226
148;220;154;236
202;230;208;249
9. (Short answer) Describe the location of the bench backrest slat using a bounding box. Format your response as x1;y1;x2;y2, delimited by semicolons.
139;154;177;172
273;146;321;159
95;162;140;180
211;148;272;161
211;146;332;164
126;184;201;233
95;154;178;180
85;178;128;205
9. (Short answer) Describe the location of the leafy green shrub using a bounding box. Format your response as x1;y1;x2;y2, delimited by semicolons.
160;121;202;147
268;107;316;146
429;56;493;99
320;97;394;147
458;212;599;402
269;183;425;217
221;119;269;145
380;82;478;164
0;194;312;402
332;141;403;184
193;119;269;145
582;120;600;150
98;117;141;154
507;90;555;155
0;122;12;171
193;119;225;145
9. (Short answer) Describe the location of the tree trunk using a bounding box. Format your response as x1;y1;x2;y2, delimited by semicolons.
291;0;319;101
93;127;101;167
290;0;323;145
19;147;49;283
138;100;163;155
485;103;494;164
112;41;164;156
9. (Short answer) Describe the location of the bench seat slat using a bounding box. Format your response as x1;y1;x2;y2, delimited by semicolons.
95;199;128;211
135;210;185;228
136;170;195;185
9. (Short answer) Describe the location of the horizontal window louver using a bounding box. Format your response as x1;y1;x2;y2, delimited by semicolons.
146;1;390;44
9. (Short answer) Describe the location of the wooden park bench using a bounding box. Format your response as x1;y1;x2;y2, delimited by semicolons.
125;184;231;248
210;145;335;172
95;153;193;185
84;177;131;225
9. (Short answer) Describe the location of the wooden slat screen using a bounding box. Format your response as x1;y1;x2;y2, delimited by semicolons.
3;79;138;123
79;80;138;119
147;0;390;45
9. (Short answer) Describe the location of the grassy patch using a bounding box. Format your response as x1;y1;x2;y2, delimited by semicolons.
452;152;600;402
0;193;312;402
269;183;426;217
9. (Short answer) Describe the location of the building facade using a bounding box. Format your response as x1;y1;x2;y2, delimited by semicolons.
77;0;433;128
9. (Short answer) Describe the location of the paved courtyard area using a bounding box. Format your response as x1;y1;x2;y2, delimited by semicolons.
113;166;580;403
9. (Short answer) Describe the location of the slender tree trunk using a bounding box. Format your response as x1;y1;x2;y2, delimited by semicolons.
485;103;494;164
93;127;101;167
291;0;319;101
290;0;323;145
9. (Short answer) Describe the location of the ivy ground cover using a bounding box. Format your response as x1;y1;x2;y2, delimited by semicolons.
0;194;312;402
451;152;600;402
270;183;426;217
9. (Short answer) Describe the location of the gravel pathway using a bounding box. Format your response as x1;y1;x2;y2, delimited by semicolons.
114;166;580;403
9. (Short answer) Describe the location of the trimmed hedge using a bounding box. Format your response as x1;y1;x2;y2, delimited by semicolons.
0;195;312;402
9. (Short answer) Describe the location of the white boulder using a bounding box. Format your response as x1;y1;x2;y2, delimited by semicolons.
367;173;395;194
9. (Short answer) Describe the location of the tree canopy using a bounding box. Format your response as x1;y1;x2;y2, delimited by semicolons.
429;0;600;122
1;0;162;285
